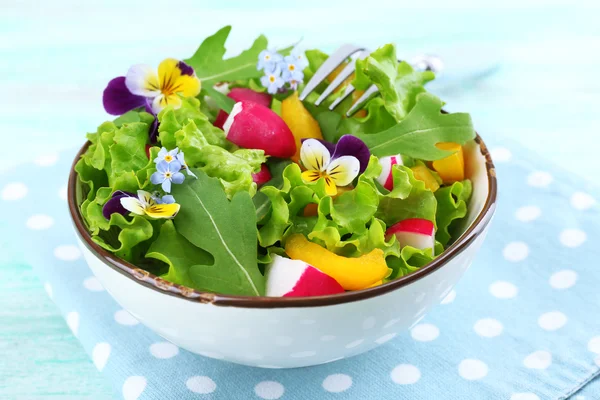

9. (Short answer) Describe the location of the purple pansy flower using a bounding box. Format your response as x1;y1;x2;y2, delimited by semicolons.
102;190;135;219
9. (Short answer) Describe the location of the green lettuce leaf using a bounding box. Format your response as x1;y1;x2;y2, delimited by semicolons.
360;44;435;122
435;179;473;246
91;213;154;262
109;121;150;185
387;246;435;280
338;97;397;136
174;120;265;197
253;159;293;223
184;26;268;87
354;93;476;160
158;98;227;149
146;220;214;289
171;169;265;296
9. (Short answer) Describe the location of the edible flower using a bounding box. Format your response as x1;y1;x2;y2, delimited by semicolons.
102;190;135;219
260;66;285;94
120;190;180;219
300;135;370;196
176;151;197;178
151;192;176;204
151;160;185;193
289;47;309;70
281;55;304;90
154;147;197;178
103;58;201;115
257;49;283;72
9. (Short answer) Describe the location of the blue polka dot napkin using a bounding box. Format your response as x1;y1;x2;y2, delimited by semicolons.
3;140;600;400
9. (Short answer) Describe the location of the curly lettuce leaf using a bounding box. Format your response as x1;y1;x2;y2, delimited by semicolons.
435;179;473;246
171;169;265;296
146;220;214;289
184;26;268;87
359;44;435;122
91;213;154;262
174;120;265;197
158;98;227;149
338;97;398;137
253;159;293;223
109;121;150;185
354;93;476;160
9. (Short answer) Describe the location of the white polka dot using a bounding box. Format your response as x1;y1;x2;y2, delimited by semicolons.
92;342;111;372
255;381;284;399
150;342;179;359
300;319;317;325
515;206;541;222
114;309;139;326
1;182;28;201
122;376;147;400
441;290;456;304
571;192;596;210
66;311;79;337
527;171;553;187
587;336;600;354
549;270;577;289
390;364;421;385
362;316;376;330
538;311;567;331
411;323;439;342
186;376;216;394
54;245;82;261
375;333;397;344
275;336;293;347
474;318;503;338
489;281;518;299
345;339;364;349
523;350;552;369
26;214;54;230
322;374;352;393
503;242;529;262
510;393;540;400
44;282;53;299
83;276;104;291
58;185;68;201
560;229;587;248
290;351;316;358
458;359;488;380
490;147;512;162
199;351;224;360
34;153;59;167
320;335;336;342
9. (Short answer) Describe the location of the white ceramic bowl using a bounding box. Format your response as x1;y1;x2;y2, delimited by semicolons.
69;138;496;368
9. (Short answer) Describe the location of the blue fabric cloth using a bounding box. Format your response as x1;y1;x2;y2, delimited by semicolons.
3;141;600;400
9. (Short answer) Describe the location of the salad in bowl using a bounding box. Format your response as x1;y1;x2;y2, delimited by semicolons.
74;25;481;300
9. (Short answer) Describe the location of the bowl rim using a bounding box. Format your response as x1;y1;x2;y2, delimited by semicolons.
68;135;497;308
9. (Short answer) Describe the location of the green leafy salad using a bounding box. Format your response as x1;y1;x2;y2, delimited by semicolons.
75;25;476;297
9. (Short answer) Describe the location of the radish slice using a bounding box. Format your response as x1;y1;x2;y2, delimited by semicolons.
376;155;403;191
252;164;272;186
213;88;272;129
386;218;435;254
223;101;296;158
265;255;345;297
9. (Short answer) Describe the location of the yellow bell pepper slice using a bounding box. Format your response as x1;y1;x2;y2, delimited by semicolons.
432;142;464;184
285;234;389;290
281;92;324;162
411;165;440;192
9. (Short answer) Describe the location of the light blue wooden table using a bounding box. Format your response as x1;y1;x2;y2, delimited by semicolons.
1;1;598;398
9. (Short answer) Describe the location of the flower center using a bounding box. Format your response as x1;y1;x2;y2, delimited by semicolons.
265;55;271;60
165;172;172;178
289;64;295;71
164;155;173;162
269;76;276;83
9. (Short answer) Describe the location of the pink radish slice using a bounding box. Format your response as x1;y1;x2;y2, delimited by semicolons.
376;155;403;191
252;164;272;186
213;88;272;129
386;218;435;254
266;255;345;297
223;101;296;158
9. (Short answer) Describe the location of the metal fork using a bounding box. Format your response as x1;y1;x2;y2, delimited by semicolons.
299;44;443;117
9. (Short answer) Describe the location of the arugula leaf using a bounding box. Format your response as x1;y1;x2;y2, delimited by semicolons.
435;179;473;246
146;220;214;289
354;93;476;160
184;26;268;87
171;169;265;296
360;44;434;122
338;97;397;136
201;86;235;114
